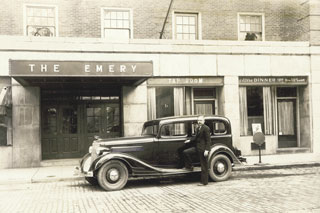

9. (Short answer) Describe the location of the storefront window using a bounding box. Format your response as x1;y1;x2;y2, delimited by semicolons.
247;87;264;135
239;86;275;136
148;86;218;120
156;87;174;118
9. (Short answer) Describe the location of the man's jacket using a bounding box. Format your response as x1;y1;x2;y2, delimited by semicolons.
193;124;211;152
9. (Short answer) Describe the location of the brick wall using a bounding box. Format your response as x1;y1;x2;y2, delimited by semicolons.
0;0;311;41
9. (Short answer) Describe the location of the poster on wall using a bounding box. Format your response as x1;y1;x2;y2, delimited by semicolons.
252;123;262;135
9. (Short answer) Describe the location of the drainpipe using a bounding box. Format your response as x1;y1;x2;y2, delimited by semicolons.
160;0;174;39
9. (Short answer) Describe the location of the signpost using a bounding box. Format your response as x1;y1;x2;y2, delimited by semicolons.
253;131;265;164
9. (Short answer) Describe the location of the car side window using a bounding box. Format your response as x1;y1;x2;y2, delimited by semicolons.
205;120;227;135
160;122;190;137
213;121;227;135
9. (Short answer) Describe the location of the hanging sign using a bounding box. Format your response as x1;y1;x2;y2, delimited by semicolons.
239;76;308;86
147;77;224;86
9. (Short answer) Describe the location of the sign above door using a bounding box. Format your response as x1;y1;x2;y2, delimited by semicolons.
10;60;153;77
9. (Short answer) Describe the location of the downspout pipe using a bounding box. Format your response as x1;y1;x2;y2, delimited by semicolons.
160;0;174;39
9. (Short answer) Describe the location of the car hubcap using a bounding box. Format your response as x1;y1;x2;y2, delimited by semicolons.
108;168;120;182
216;162;225;173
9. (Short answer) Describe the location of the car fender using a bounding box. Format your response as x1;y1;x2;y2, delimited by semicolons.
93;153;132;172
92;153;168;176
208;144;241;166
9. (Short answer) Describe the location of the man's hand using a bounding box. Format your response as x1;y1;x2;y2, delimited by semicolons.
204;150;209;157
184;139;190;144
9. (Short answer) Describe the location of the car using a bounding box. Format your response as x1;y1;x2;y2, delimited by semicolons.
76;115;246;191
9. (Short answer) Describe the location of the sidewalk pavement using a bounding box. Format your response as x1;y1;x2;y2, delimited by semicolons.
0;153;319;185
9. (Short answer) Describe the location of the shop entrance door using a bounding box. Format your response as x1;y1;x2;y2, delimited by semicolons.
42;95;121;160
83;102;120;155
277;99;297;148
42;104;81;159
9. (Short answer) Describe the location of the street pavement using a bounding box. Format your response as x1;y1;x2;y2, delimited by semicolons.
0;166;319;213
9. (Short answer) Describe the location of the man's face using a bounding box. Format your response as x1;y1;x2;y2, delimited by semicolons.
197;117;205;125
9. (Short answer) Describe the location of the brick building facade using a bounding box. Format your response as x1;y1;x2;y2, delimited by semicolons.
0;0;310;40
0;0;319;168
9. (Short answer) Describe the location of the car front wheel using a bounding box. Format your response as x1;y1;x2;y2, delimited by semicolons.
209;154;232;182
97;160;128;191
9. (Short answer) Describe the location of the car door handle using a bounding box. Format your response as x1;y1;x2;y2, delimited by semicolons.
184;139;191;144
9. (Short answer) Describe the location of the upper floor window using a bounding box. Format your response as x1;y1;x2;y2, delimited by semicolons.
238;13;264;41
25;5;57;37
174;13;198;40
102;8;132;39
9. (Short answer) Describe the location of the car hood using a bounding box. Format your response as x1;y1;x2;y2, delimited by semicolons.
93;136;155;147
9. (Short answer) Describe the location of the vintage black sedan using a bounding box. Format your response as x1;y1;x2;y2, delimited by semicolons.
77;115;245;191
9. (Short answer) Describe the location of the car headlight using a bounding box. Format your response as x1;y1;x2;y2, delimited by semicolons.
82;156;92;172
89;146;93;154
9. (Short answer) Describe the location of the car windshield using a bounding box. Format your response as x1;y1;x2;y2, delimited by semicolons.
141;123;159;136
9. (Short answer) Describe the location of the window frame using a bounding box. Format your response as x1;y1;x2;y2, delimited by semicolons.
159;121;191;139
172;11;202;40
191;87;218;115
100;7;133;39
237;12;265;41
212;120;227;136
23;3;59;37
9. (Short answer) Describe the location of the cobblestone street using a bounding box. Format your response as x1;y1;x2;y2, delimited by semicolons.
0;166;319;213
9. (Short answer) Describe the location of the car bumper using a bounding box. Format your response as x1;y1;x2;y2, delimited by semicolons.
74;166;94;177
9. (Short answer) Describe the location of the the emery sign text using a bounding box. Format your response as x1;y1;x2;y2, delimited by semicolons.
10;60;153;77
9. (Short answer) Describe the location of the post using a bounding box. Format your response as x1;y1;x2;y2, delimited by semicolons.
258;145;262;164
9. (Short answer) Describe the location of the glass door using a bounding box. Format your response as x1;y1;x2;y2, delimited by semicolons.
193;88;217;115
59;105;81;158
84;102;120;153
194;101;215;115
42;104;81;159
42;105;58;159
277;99;297;148
277;87;298;148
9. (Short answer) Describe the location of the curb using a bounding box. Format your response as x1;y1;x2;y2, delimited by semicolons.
1;162;320;185
233;162;320;171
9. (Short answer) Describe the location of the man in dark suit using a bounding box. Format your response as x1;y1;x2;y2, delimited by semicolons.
183;115;211;185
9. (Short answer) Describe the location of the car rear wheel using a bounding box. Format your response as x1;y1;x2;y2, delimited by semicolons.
97;160;128;191
85;177;98;185
209;154;232;182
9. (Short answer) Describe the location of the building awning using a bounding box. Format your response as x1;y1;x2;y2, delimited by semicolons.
10;60;153;88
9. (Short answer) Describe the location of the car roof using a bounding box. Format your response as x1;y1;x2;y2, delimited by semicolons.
151;115;230;125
